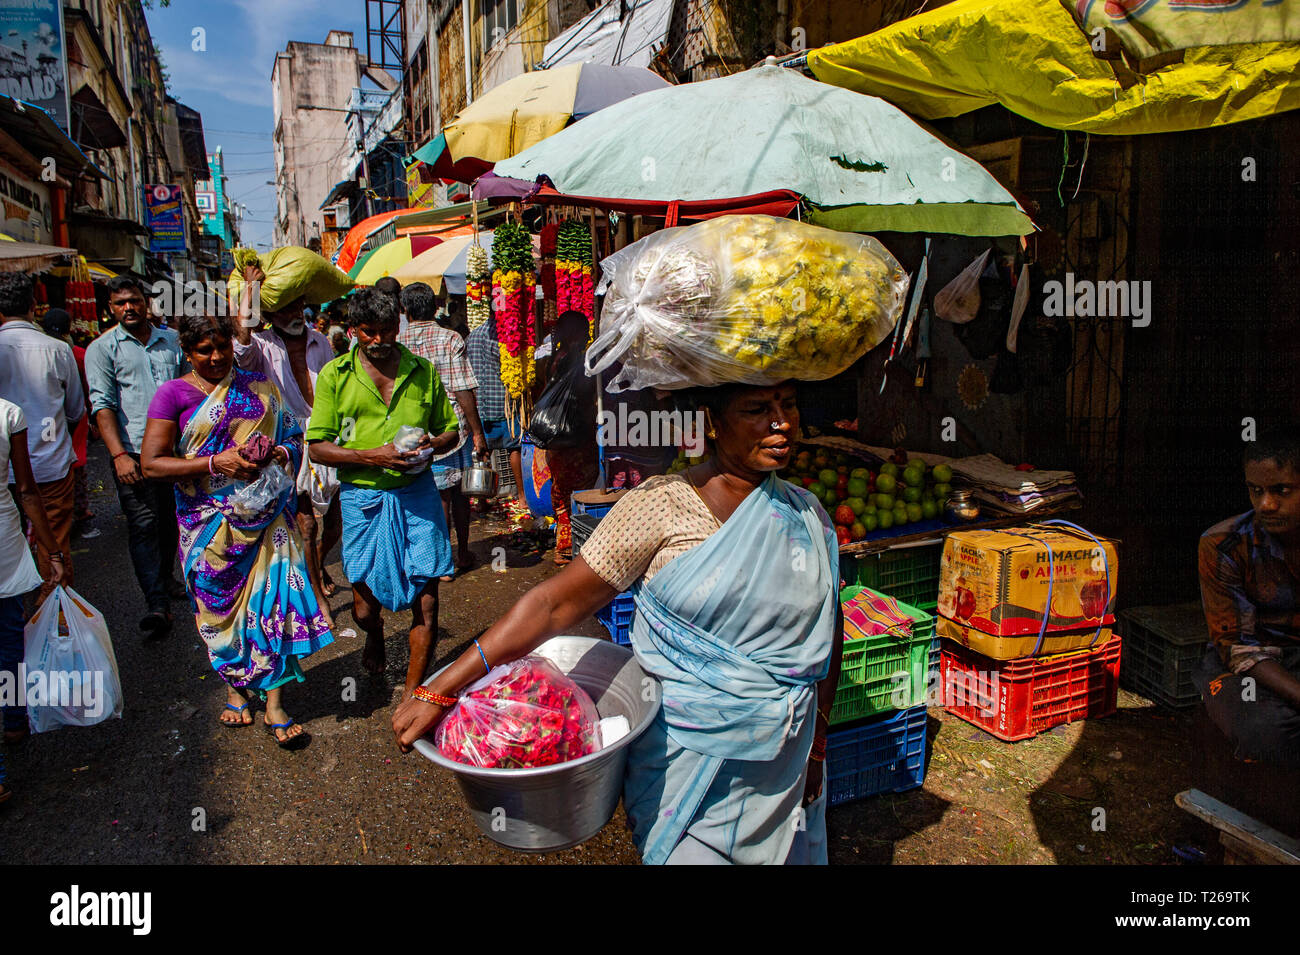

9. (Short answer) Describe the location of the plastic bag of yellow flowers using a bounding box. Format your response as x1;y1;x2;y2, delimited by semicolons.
588;215;909;391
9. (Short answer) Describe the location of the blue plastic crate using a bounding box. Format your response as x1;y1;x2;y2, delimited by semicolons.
826;705;928;807
571;488;622;519
596;591;635;646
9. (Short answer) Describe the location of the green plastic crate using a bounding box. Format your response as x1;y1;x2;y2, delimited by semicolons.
844;544;942;614
832;585;938;726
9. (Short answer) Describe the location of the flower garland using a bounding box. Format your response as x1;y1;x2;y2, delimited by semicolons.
64;258;98;339
465;243;491;330
539;221;559;333
556;220;594;343
491;222;536;423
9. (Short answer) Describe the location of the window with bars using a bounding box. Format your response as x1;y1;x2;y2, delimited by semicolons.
484;0;519;50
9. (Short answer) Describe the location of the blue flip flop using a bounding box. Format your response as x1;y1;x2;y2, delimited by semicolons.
220;702;252;728
265;718;309;750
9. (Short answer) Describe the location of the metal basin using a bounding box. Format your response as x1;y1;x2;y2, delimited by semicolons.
414;636;661;852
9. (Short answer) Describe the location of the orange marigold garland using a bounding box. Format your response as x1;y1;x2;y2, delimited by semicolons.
491;222;536;430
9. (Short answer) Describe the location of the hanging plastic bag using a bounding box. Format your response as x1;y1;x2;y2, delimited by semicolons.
528;353;596;449
229;462;295;519
392;424;434;474
23;587;123;733
934;249;991;324
435;656;603;769
589;214;909;392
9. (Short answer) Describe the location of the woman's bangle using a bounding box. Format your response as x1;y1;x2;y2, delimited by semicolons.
208;455;217;475
48;552;65;563
412;686;457;708
275;445;290;463
474;639;491;675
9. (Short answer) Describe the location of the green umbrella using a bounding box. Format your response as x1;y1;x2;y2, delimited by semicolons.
347;246;379;281
494;64;1032;237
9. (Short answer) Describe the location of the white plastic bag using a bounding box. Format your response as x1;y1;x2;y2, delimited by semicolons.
933;249;990;324
23;586;123;733
589;214;909;392
229;462;295;518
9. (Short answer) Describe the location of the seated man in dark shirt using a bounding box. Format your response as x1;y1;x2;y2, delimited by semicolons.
1195;426;1300;768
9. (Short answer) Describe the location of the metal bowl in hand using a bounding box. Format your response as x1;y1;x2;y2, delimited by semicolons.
414;636;660;852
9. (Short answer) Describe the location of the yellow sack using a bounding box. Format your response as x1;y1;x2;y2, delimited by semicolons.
227;247;354;313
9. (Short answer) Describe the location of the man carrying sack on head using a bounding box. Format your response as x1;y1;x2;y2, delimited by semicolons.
229;247;354;628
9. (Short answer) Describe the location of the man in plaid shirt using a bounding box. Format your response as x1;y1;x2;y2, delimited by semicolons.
398;283;487;577
1195;426;1300;768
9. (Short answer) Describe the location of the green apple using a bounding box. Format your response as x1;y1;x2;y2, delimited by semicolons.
906;502;923;523
877;510;893;529
809;481;826;497
850;468;870;481
846;497;866;516
902;486;922;503
879;462;900;478
863;513;878;532
921;499;939;520
846;477;869;499
931;464;953;483
818;469;838;488
875;473;897;495
933;482;952;499
876;492;895;510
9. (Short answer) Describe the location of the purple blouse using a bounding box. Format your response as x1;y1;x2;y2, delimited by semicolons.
146;377;208;434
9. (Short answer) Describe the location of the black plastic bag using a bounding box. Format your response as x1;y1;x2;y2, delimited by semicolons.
528;354;595;449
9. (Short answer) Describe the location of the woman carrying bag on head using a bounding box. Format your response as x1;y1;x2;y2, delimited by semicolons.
395;379;842;864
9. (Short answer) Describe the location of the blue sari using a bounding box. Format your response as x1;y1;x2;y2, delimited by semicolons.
622;473;840;864
175;369;333;692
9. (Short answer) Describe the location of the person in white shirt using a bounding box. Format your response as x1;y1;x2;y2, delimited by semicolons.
0;397;66;781
233;264;342;627
0;273;84;602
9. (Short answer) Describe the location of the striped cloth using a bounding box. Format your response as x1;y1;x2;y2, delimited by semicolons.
843;588;914;642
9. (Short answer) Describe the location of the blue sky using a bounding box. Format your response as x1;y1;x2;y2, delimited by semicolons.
143;0;369;249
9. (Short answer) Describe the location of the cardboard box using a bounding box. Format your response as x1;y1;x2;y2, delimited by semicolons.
937;617;1116;661
937;526;1118;644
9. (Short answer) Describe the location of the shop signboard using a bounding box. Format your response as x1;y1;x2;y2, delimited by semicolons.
0;0;71;131
144;183;186;253
0;154;51;242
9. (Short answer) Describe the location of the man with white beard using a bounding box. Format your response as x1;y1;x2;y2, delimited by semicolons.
233;264;342;628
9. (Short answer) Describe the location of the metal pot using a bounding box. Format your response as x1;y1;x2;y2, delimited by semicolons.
944;489;981;523
461;456;499;498
414;636;661;852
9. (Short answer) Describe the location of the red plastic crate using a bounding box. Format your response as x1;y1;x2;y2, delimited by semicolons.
939;636;1122;741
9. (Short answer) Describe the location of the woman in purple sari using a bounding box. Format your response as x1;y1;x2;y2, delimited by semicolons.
141;313;332;749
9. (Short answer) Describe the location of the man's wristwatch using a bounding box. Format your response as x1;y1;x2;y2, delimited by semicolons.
48;552;65;562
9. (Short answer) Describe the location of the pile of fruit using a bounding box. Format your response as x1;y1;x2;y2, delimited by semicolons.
781;447;956;545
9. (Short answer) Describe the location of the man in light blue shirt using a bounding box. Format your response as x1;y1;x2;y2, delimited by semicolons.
84;276;187;636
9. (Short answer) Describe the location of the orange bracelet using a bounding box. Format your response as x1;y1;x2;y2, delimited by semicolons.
412;687;457;708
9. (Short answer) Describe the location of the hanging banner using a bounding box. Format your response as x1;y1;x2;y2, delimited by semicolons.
1065;0;1300;62
144;183;186;253
0;0;71;131
0;154;52;243
406;160;437;208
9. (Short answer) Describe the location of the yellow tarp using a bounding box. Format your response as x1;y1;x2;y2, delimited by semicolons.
444;63;583;163
807;0;1300;135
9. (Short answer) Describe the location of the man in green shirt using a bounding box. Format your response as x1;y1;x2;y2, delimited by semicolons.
307;288;459;699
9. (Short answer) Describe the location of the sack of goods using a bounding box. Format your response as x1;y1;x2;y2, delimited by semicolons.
936;523;1118;660
227;247;355;313
589;214;909;391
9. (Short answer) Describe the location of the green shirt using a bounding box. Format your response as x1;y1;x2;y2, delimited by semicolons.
305;344;459;490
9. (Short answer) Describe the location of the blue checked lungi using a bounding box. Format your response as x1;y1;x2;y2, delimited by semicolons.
339;470;454;611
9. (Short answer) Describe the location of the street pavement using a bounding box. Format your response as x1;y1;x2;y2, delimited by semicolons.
0;442;640;864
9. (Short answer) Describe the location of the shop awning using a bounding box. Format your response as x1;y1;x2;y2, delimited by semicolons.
70;85;127;151
69;207;151;237
0;240;76;273
806;0;1300;135
0;95;105;179
320;179;358;209
539;0;676;70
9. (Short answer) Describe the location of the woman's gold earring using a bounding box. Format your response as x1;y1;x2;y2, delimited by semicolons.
707;429;717;439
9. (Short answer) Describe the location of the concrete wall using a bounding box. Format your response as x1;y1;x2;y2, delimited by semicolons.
272;34;363;246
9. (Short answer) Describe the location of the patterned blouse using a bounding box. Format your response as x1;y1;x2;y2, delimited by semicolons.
579;473;721;591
